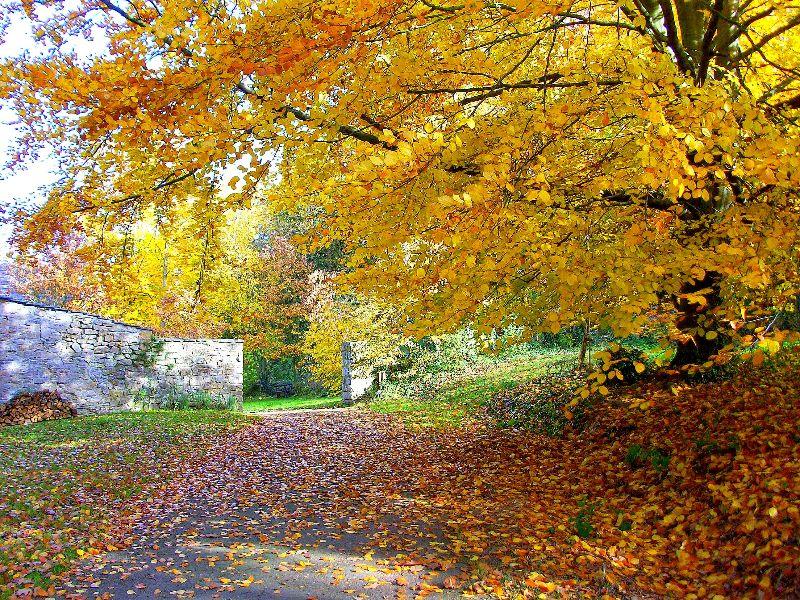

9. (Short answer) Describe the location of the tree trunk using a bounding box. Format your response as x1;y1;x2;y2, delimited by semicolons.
577;320;590;370
671;270;725;367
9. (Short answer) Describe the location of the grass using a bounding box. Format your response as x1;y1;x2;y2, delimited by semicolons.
243;394;344;412
0;410;251;445
0;410;253;597
367;351;578;428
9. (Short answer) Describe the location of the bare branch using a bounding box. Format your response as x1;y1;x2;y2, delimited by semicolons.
72;168;199;213
733;14;800;63
407;76;624;105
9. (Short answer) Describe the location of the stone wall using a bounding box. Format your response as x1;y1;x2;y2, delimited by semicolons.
148;339;244;403
0;296;243;415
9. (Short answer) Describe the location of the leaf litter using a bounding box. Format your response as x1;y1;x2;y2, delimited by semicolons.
2;366;799;599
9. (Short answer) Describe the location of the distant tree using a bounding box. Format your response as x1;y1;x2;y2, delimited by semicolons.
8;233;108;311
302;282;402;390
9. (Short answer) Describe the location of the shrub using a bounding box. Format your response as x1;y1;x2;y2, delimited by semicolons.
616;512;633;532
594;343;648;386
684;355;740;383
136;386;237;411
571;498;598;539
624;444;670;473
243;351;262;395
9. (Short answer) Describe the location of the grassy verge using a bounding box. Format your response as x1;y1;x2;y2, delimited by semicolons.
367;351;578;427
0;410;253;598
243;394;344;412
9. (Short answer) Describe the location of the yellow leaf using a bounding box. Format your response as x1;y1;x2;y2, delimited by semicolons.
538;189;552;205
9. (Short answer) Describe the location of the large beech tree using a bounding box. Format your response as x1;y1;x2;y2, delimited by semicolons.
2;0;799;366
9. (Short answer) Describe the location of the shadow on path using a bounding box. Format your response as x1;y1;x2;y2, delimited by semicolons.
63;411;484;599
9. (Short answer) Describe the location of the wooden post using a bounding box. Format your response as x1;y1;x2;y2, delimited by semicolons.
341;341;353;405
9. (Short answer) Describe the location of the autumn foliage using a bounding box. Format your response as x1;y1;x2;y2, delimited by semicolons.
2;0;799;369
1;0;800;595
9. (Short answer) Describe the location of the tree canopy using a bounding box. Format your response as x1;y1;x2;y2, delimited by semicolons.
2;0;799;367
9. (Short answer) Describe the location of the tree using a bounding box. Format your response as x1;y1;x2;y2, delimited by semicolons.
212;223;313;357
2;0;799;369
302;279;402;390
7;196;314;353
7;232;108;312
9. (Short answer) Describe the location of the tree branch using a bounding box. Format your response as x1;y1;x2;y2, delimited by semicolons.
696;0;724;84
600;189;675;210
407;76;623;105
72;168;199;213
733;14;800;62
657;0;694;73
97;0;396;150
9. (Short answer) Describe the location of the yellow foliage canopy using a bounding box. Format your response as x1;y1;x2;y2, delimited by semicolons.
2;0;799;362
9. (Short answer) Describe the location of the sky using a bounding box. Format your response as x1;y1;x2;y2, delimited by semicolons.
0;19;60;261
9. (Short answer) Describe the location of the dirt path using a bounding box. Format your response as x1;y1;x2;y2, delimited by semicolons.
61;411;480;599
51;373;800;599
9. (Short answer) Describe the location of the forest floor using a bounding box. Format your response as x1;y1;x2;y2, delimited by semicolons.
2;360;799;599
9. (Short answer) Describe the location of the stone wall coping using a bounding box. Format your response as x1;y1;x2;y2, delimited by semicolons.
159;337;244;343
0;295;153;332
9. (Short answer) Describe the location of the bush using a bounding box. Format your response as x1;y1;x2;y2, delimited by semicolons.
594;344;648;385
136;387;239;411
570;498;598;539
684;355;740;383
243;351;262;395
624;443;670;473
528;325;596;350
392;330;479;376
245;352;313;397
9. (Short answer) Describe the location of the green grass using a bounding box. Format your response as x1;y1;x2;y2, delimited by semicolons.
0;409;252;445
243;394;344;412
368;351;578;428
0;410;253;597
